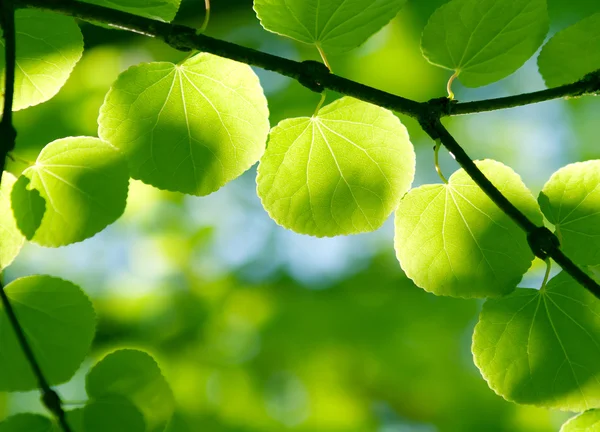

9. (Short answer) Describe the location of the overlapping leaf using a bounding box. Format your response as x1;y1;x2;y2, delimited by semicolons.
538;160;600;266
395;160;542;298
11;136;129;247
254;0;406;55
0;276;96;391
79;0;181;22
0;414;54;432
83;396;146;432
561;410;600;431
257;97;415;237
98;53;269;196
0;173;24;270
0;9;83;111
421;0;549;87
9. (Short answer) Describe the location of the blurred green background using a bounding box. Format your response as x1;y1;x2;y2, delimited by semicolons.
2;0;600;430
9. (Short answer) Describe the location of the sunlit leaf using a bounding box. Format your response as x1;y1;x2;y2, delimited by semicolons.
0;414;53;432
12;136;129;247
0;173;24;270
86;349;174;432
79;0;181;22
538;13;600;87
394;160;542;298
257;97;415;237
538;160;600;266
0;9;83;111
421;0;549;87
473;272;600;410
254;0;406;55
561;410;600;431
10;176;45;241
83;395;146;432
98;53;269;196
0;276;96;391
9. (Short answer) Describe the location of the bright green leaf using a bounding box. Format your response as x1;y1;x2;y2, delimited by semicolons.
473;272;600;410
83;395;146;432
98;53;269;196
0;276;96;391
254;0;406;55
0;173;24;270
86;349;175;432
561;410;600;431
12;136;129;247
257;97;415;237
0;9;83;111
538;13;600;87
394;160;542;298
0;414;54;432
538;160;600;266
421;0;549;87
79;0;181;22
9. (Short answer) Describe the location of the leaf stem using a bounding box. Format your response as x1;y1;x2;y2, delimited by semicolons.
199;0;210;33
314;92;327;116
540;259;551;291
315;43;332;72
434;139;448;184
446;71;458;100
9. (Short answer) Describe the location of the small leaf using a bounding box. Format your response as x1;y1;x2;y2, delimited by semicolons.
79;0;181;22
538;13;600;87
98;53;269;196
12;136;129;247
0;9;83;111
0;414;54;432
394;160;542;298
83;395;146;432
473;272;600;410
86;349;175;432
0;276;96;391
254;0;406;55
421;0;549;87
257;97;415;237
561;410;600;431
11;175;45;241
538;160;600;266
0;173;24;270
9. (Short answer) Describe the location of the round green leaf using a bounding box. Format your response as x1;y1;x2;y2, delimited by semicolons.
0;172;24;270
86;349;174;432
538;13;600;87
0;414;54;432
561;410;600;431
257;97;415;237
538;160;600;266
98;53;269;196
0;276;96;391
394;160;542;298
421;0;549;87
12;136;129;247
80;0;181;22
473;272;600;411
83;396;146;432
254;0;406;55
0;9;83;111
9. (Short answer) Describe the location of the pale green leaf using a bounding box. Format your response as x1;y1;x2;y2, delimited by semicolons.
538;13;600;87
0;276;96;391
0;173;24;270
254;0;406;54
257;97;415;237
394;160;542;298
473;272;600;410
79;0;181;22
0;9;83;111
86;349;174;432
538;160;600;266
561;410;600;431
0;414;54;432
12;136;129;247
421;0;549;87
83;396;146;432
98;53;269;196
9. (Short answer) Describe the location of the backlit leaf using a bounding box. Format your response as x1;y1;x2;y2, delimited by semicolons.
83;396;146;432
0;173;24;270
79;0;181;22
561;410;600;431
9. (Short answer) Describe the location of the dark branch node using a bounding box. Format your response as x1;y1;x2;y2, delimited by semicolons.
298;60;329;93
164;24;195;52
527;226;561;260
42;389;63;417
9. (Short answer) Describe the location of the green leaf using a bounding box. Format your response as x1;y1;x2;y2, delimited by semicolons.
86;349;175;432
12;136;129;247
0;9;83;111
98;53;269;196
0;414;54;432
394;160;542;298
0;276;96;392
421;0;549;87
538;160;600;266
10;176;45;241
561;410;600;431
538;13;600;87
473;272;600;410
79;0;181;22
0;173;24;270
254;0;406;55
83;396;146;432
64;409;84;432
256;97;415;237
